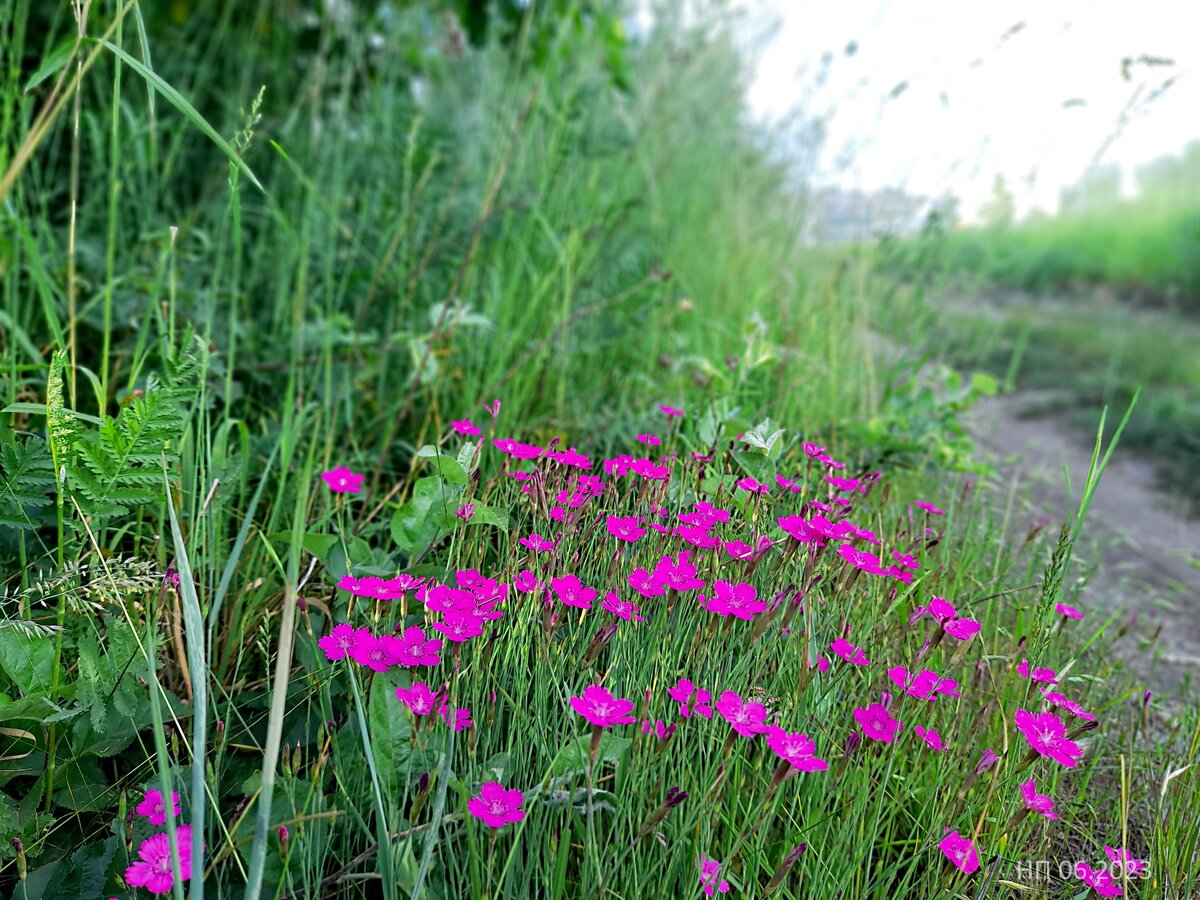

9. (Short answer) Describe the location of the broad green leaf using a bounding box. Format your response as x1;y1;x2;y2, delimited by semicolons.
550;732;631;777
414;445;468;486
0;632;54;695
731;449;775;486
391;477;457;557
467;503;509;532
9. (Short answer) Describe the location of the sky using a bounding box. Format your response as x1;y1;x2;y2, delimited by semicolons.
694;0;1199;222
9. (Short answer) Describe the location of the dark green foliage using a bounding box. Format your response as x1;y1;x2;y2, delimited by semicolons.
0;437;54;532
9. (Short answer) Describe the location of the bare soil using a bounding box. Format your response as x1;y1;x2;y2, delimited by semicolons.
967;391;1199;701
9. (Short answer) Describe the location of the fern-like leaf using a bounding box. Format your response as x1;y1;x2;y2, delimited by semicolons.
0;437;55;532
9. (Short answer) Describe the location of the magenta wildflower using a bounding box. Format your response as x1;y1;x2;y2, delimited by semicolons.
1020;778;1059;820
826;475;860;491
736;476;770;495
439;703;474;731
654;551;705;592
570;685;636;727
765;726;828;771
915;500;945;515
551;574;598;610
320;466;363;493
1041;689;1097;721
350;633;401;672
938;829;980;875
659;404;684;417
1076;862;1123;897
802;442;825;458
318;623;362;662
886;666;960;700
455;503;475;522
1055;602;1085;620
1015;709;1084;767
892;551;920;569
468;781;525;828
853;703;902;743
1104;846;1146;877
701;581;766;621
396;682;441;716
606;515;646;543
1017;659;1059;685
775;474;801;492
830;637;870;666
636;433;661;446
451;419;480;436
513;570;541;593
666;678;713;719
394;626;443;667
698;857;731;896
125;825;198;895
135;789;180;826
628;567;667;598
694;501;732;523
431;611;486;643
914;725;946;752
926;597;981;641
837;543;887;575
518;533;556;553
715;691;770;738
601;591;644;622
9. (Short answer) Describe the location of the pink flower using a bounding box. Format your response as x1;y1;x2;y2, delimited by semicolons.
431;611;486;643
914;725;945;752
886;666;960;700
915;500;945;515
513;570;541;593
455;503;475;522
451;419;480;436
394;626;443;667
892;551;919;570
830;637;870;666
1104;846;1146;877
636;433;661;446
321;466;363;493
350;633;401;672
317;623;362;662
701;581;766;621
641;718;675;740
439;704;474;731
1055;602;1085;620
826;475;860;491
666;678;712;719
938;829;980;875
1076;862;1123;897
925;597;981;642
628;567;667;598
468;781;526;828
715;691;769;738
1020;778;1059;820
853;703;901;743
659;404;684;417
124;825;199;894
698;857;731;896
551;574;598;610
1014;709;1084;767
606;515;646;543
396;682;441;716
1016;659;1059;685
654;551;705;592
1041;689;1096;721
765;726;828;771
837;543;887;575
518;533;555;553
736;476;770;495
570;685;636;727
135;789;180;826
802;442;825;458
775;474;802;493
601;592;644;622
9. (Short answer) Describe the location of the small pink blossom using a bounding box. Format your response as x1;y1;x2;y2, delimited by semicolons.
439;703;474;731
601;592;644;622
1076;862;1123;897
830;637;870;666
513;570;541;593
886;666;960;701
394;626;443;667
736;476;770;495
636;433;661;446
654;551;705;592
431;611;486;643
765;726;828;771
915;500;945;515
628;567;667;598
701;581;766;621
853;703;901;743
451;419;480;436
570;684;637;727
914;725;945;752
698;856;730;896
1020;778;1059;820
551;574;598;610
518;533;556;553
1104;846;1146;878
350;633;402;672
1055;602;1085;620
318;623;362;662
468;781;525;828
606;515;646;543
124;825;199;895
1041;689;1096;721
396;682;441;716
1017;659;1059;685
659;404;684;417
320;466;363;493
135;789;180;826
1015;709;1084;768
715;691;769;738
938;829;980;875
455;503;475;522
666;678;713;719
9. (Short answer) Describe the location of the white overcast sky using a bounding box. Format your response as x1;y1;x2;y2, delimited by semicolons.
637;1;1200;221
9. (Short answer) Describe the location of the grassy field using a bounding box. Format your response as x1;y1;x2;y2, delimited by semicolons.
0;2;1197;898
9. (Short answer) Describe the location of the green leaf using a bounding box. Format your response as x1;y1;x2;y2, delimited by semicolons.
23;38;75;93
549;732;631;777
466;503;508;532
367;668;410;795
0;437;54;531
0;632;54;695
731;449;775;486
391;477;457;557
94;39;263;191
414;445;468;486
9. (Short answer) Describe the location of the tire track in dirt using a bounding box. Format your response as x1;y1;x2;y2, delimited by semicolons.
967;391;1199;701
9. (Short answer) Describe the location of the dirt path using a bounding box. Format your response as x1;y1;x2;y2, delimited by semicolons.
967;391;1199;701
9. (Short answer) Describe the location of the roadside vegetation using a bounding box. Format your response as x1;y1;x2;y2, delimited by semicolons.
0;2;1196;898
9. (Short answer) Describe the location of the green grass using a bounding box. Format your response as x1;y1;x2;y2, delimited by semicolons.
0;2;1197;898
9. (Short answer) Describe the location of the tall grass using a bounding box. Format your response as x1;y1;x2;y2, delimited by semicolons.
0;2;1196;898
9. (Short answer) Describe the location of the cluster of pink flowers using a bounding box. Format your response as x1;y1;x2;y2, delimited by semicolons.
124;790;202;895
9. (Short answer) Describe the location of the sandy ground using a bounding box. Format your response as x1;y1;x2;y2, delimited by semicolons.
967;392;1199;702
